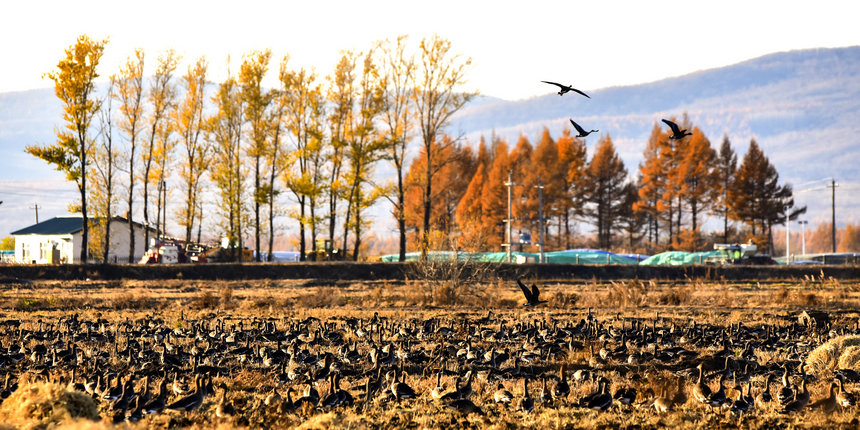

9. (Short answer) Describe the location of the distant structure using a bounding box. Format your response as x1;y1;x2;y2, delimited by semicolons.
10;216;154;264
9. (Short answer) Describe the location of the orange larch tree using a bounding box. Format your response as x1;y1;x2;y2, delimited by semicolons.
581;135;629;249
557;129;587;249
678;127;717;242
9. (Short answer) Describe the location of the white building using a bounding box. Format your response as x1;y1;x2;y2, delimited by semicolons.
11;216;154;264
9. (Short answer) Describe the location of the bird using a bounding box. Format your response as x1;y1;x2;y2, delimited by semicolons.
692;363;712;404
808;381;838;414
517;279;547;306
569;119;598;138
493;381;514;404
661;119;692;140
518;379;535;413
541;81;590;98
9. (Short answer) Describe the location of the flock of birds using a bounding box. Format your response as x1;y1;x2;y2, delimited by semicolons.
540;80;692;140
0;280;856;426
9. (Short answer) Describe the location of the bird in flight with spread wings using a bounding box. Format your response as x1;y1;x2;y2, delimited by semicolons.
662;119;693;140
569;119;598;138
517;279;547;306
541;81;590;98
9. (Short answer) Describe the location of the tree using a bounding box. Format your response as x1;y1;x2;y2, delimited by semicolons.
677;128;717;243
0;237;13;251
713;135;737;243
840;224;860;252
377;35;415;261
412;35;475;257
115;48;145;262
239;50;274;261
557;130;588;249
209;72;246;261
265;67;289;261
634;124;669;248
455;162;488;249
404;137;475;248
325;52;356;254
142;50;179;246
90;76;120;262
26;34;106;263
341;49;386;260
174;57;209;244
280;63;325;260
728;139;804;253
581;135;629;249
478;140;512;249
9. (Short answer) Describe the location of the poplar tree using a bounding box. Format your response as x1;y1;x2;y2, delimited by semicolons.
326;52;356;254
209;73;246;260
142;50;179;246
377;35;415;261
90;77;119;262
412;35;475;258
115;48;145;261
280;62;325;259
342;50;386;259
239;50;273;261
175;57;209;244
26;34;106;263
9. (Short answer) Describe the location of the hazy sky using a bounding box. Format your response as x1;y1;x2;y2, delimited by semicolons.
3;0;859;100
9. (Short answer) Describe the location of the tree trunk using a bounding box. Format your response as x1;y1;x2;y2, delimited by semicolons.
397;168;406;262
298;196;306;261
421;148;432;259
254;155;261;262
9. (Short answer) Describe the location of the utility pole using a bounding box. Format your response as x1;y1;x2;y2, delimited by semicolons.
785;210;790;262
536;178;545;264
503;170;514;263
798;220;808;256
29;203;40;224
829;179;838;253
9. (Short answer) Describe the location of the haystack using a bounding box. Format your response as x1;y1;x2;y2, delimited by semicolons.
0;381;100;430
807;335;860;374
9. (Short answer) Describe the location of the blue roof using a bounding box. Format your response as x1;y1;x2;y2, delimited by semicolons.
10;216;150;236
11;217;86;235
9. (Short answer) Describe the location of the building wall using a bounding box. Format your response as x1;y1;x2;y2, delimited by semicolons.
14;234;74;264
13;221;149;264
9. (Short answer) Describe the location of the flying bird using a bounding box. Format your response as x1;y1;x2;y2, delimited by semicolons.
541;81;590;98
569;119;598;138
662;119;693;140
517;279;547;306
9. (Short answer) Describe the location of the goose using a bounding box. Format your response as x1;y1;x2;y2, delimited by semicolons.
517;280;547;307
836;374;857;407
445;398;483;415
541;81;590;98
569;119;598;138
707;374;727;408
215;383;236;419
729;383;751;415
390;369;417;400
652;386;673;413
552;365;570;400
661;119;692;140
518;379;535;413
756;374;773;406
692;363;711;404
165;374;205;412
777;366;794;405
493;381;514;404
808;381;838;414
588;378;613;411
430;371;446;401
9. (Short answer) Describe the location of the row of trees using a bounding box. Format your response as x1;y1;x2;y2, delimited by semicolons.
401;117;802;255
28;35;802;261
28;34;474;262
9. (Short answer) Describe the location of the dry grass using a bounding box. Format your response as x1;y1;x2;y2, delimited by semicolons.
0;382;99;429
807;335;860;374
0;276;858;428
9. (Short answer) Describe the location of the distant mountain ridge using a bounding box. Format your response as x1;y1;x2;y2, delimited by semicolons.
1;46;858;240
447;46;860;228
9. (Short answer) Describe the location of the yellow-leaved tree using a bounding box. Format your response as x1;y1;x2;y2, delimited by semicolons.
26;34;106;263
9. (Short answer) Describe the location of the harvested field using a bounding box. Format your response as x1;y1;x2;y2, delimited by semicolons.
0;274;858;429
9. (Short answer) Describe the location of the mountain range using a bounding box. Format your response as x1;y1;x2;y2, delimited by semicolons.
1;46;858;244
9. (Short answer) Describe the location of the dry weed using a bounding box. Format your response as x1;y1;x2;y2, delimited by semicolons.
807;335;860;374
0;381;99;429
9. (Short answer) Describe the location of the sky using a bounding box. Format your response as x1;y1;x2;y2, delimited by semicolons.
3;0;860;100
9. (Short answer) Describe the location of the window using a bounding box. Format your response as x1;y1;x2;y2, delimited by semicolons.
21;242;30;262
